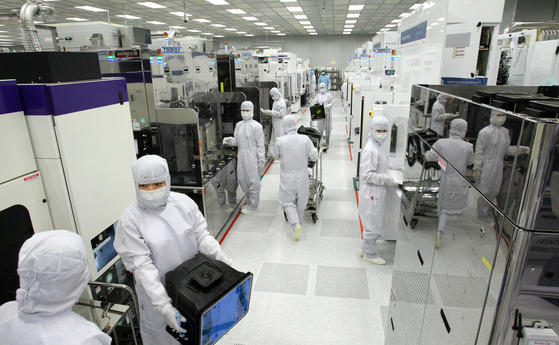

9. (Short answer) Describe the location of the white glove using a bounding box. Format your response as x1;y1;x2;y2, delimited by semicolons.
473;169;481;184
325;103;333;109
260;108;272;116
385;176;398;187
519;146;530;155
449;113;459;119
222;137;233;146
388;163;402;171
164;307;187;333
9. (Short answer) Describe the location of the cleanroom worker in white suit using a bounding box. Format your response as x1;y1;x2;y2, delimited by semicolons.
311;82;334;150
474;110;530;225
114;155;232;345
273;115;319;240
358;116;398;265
224;101;266;214
0;230;112;345
425;119;474;248
430;94;459;137
261;87;287;157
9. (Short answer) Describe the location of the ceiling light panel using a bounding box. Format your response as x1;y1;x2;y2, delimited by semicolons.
280;0;297;2
116;15;141;20
255;22;268;26
264;27;275;30
194;19;211;23
348;5;364;11
303;25;313;29
299;21;311;25
286;7;303;12
225;28;238;31
187;29;201;32
137;2;166;9
205;0;229;5
227;9;246;14
75;6;107;12
66;17;88;21
147;21;166;25
243;17;258;21
345;20;357;24
293;14;307;19
170;12;192;17
170;26;185;29
211;24;226;27
346;13;360;18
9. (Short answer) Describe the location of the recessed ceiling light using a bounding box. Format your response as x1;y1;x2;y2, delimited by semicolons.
293;14;307;19
386;24;396;27
264;27;275;30
343;32;351;35
307;29;316;32
303;25;313;29
344;24;354;28
345;20;357;24
205;0;229;5
170;26;185;29
380;28;389;31
116;15;141;19
348;5;364;11
299;21;311;25
243;17;258;21
227;9;246;14
280;0;296;2
194;18;211;23
187;29;201;32
347;13;359;18
392;19;401;23
237;31;247;34
75;6;107;12
225;28;237;31
399;13;410;18
202;32;213;35
170;11;192;17
286;7;303;12
138;2;166;9
66;17;88;21
255;22;268;26
271;30;281;33
147;21;166;25
211;24;226;27
246;34;255;36
309;32;318;35
277;33;286;36
214;35;224;37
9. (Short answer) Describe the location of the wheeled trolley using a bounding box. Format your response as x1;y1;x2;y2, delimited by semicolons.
297;126;324;223
401;130;441;229
309;104;331;151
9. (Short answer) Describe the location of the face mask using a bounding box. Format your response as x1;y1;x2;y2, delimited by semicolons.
493;116;506;126
320;88;326;94
139;187;167;202
322;72;325;75
241;111;253;120
374;132;388;143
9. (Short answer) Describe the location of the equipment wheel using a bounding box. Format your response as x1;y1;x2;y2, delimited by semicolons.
410;218;418;229
312;213;318;223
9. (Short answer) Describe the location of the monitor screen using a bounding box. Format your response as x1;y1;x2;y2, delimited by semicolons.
92;223;119;272
200;274;252;345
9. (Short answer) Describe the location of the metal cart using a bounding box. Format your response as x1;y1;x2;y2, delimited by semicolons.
401;130;441;229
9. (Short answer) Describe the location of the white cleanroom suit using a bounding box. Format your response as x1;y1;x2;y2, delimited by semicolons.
261;87;287;154
425;119;474;242
358;116;398;264
223;101;266;213
311;83;334;148
474;110;530;224
0;230;112;345
430;94;458;137
273;115;319;239
114;155;231;345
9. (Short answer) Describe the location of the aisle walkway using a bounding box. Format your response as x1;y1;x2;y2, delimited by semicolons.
219;92;394;345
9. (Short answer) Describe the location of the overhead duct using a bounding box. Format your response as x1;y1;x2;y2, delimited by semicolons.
20;0;54;52
504;21;559;34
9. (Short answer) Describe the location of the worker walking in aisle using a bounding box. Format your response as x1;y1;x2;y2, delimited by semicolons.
224;101;266;214
310;82;334;151
425;119;474;248
358;116;398;265
114;155;232;345
274;115;319;240
261;87;287;160
318;69;331;91
0;230;112;345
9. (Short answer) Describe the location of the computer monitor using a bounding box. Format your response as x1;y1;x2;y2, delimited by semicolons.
166;254;253;345
310;104;326;120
